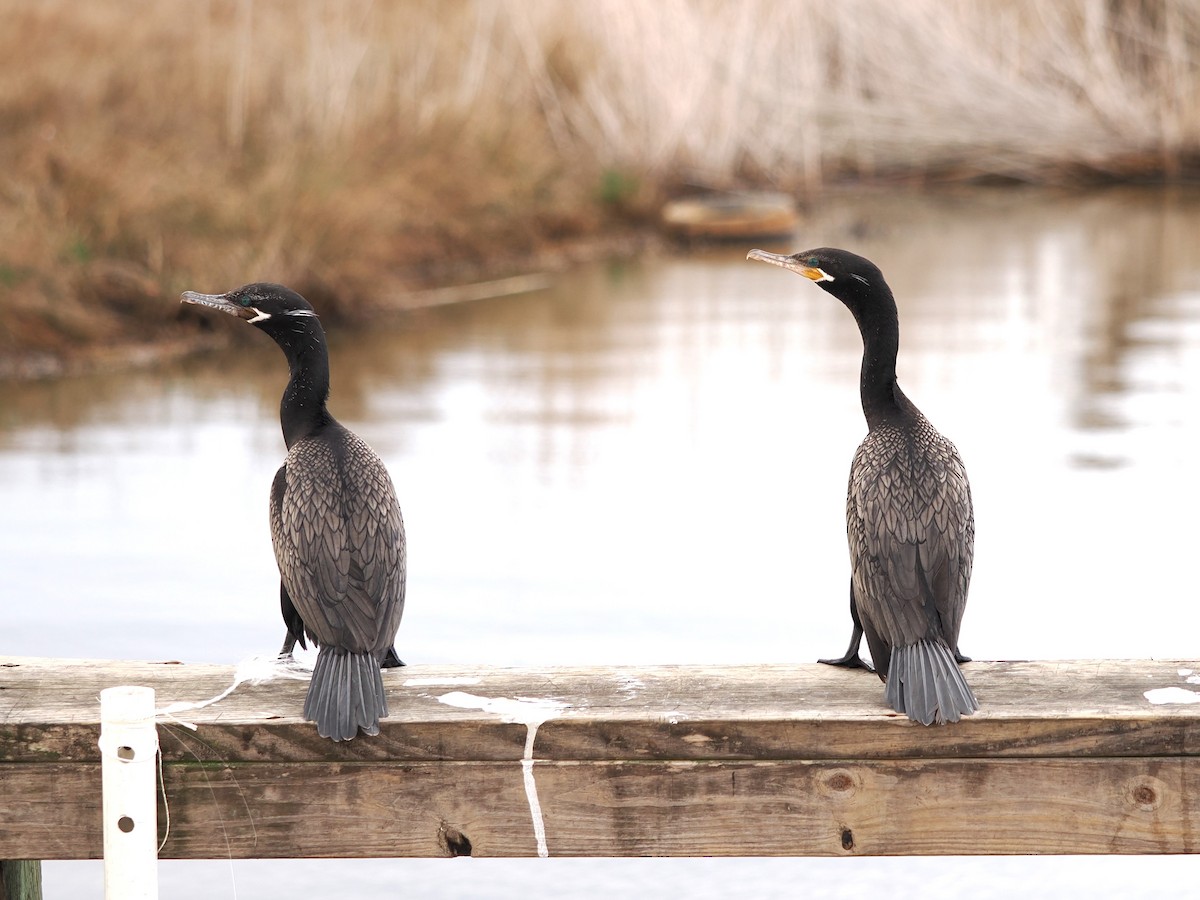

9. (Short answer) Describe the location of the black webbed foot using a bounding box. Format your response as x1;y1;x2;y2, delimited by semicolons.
819;586;875;672
381;646;405;668
279;582;307;659
278;632;298;660
954;649;971;664
818;650;876;672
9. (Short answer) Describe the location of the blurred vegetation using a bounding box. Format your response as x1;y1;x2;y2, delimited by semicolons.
3;0;1200;375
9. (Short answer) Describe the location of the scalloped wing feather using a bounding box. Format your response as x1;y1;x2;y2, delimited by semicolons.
270;426;405;656
846;416;974;673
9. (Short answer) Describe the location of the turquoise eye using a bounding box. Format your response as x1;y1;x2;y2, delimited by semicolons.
239;296;252;306
807;257;820;266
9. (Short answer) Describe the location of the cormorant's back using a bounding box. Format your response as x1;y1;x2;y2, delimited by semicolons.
271;424;406;739
847;413;976;724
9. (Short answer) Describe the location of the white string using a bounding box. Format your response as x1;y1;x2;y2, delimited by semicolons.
155;655;312;729
157;745;170;852
150;654;313;896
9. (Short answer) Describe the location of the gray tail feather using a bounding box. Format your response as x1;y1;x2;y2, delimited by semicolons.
884;639;978;725
304;648;389;741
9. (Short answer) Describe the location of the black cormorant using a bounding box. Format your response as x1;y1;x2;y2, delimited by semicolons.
747;247;977;725
182;283;406;740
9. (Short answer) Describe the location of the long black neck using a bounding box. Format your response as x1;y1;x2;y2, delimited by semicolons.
845;285;919;431
265;319;335;448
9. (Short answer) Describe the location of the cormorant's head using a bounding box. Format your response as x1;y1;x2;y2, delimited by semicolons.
746;247;887;307
180;283;318;331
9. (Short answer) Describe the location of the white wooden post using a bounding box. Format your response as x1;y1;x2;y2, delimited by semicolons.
98;686;159;900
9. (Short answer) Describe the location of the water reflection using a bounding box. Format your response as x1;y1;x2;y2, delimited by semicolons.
5;185;1200;897
5;188;1200;666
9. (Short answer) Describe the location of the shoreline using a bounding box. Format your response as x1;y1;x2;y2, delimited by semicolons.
8;177;1200;383
0;229;657;382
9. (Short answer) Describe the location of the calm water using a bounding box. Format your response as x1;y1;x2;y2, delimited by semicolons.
4;186;1199;897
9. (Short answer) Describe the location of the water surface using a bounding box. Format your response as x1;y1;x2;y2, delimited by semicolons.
4;186;1199;897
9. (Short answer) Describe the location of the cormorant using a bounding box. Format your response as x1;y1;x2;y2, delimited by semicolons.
747;247;977;725
182;283;406;740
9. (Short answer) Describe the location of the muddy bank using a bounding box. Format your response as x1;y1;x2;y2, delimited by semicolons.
0;228;655;381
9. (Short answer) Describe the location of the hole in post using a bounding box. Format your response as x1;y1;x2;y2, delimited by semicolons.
118;816;135;833
117;745;135;760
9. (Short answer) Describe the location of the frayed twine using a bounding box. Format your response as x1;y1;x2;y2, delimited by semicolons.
155;654;312;731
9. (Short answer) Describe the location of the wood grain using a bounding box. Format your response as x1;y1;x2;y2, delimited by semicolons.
1;758;1196;858
0;860;42;900
2;657;1198;858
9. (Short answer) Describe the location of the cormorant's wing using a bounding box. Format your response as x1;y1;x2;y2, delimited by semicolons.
919;435;973;647
271;463;309;651
271;430;398;654
341;431;406;655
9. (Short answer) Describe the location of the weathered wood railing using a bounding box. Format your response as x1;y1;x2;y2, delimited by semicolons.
2;656;1199;868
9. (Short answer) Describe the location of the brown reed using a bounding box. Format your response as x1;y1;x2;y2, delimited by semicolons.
2;0;1198;369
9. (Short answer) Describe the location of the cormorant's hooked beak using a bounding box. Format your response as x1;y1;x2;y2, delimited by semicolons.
746;249;834;283
181;291;268;323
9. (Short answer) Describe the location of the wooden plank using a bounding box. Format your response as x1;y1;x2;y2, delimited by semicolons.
2;657;1199;763
1;758;1196;859
2;656;1199;859
0;861;43;900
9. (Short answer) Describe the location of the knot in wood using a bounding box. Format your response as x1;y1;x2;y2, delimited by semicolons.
819;768;859;799
1127;778;1165;811
439;823;473;857
826;773;854;792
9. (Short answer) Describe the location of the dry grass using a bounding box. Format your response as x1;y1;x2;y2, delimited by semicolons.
2;0;1200;370
0;0;601;367
539;0;1200;186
